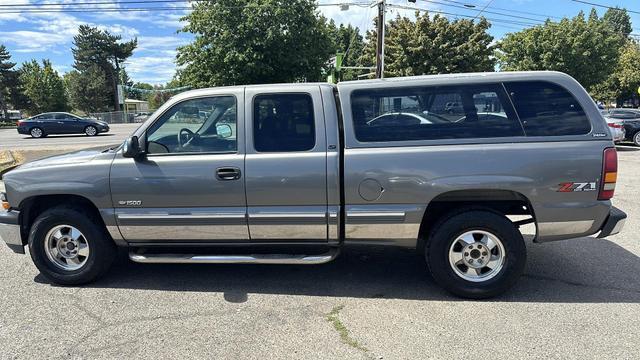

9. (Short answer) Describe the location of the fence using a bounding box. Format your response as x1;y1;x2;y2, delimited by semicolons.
89;110;156;124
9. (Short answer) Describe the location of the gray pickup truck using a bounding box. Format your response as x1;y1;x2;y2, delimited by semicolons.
0;71;627;298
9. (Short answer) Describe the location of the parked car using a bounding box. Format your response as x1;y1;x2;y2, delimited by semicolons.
0;71;626;299
367;112;433;126
605;108;640;146
16;112;110;138
600;112;626;143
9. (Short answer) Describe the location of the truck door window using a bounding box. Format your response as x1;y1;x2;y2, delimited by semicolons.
253;93;315;152
504;81;591;136
145;96;237;154
351;84;523;142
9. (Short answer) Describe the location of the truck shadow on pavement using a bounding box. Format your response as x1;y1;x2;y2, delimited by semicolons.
36;237;640;303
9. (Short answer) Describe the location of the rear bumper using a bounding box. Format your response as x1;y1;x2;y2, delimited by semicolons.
597;206;627;238
0;210;23;254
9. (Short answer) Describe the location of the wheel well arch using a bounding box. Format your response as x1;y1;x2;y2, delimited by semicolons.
417;189;536;252
18;194;106;245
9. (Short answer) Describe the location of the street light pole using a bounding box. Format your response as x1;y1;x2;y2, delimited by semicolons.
375;0;386;79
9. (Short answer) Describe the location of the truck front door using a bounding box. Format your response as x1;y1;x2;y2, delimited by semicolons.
110;90;249;243
244;86;329;242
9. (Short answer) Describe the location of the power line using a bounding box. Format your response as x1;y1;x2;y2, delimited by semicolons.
472;0;496;20
570;0;640;16
390;4;540;27
0;0;192;6
0;2;372;13
417;0;555;23
390;3;640;38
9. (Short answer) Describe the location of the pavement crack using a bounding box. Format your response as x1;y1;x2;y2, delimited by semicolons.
326;305;369;354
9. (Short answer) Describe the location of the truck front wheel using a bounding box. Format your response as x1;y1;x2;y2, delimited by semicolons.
28;206;116;285
426;210;526;299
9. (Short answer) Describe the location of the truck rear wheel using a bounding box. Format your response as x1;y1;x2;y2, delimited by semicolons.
426;210;526;299
28;206;116;285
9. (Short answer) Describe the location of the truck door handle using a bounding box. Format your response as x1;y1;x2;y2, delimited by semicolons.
216;167;241;180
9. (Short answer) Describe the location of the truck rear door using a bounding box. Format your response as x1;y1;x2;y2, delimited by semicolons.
244;85;329;242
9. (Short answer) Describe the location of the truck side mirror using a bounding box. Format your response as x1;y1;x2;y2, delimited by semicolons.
122;135;144;159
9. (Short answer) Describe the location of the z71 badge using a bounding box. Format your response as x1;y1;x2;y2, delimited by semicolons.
557;182;597;192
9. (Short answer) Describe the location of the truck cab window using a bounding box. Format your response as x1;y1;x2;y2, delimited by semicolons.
253;93;315;152
145;96;237;154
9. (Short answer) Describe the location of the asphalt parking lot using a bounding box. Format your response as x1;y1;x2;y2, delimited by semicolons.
0;146;638;359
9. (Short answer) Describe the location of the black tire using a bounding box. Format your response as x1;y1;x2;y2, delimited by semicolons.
84;125;98;136
28;206;116;285
633;131;640;147
30;127;44;138
426;210;526;299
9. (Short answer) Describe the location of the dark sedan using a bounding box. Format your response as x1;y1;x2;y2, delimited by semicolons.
17;112;110;138
605;108;640;146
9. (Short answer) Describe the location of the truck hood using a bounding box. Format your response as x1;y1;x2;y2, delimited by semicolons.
15;146;116;170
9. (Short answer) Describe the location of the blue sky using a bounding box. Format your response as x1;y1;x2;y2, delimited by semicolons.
0;0;638;84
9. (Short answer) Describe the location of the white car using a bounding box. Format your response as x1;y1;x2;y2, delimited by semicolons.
601;111;625;143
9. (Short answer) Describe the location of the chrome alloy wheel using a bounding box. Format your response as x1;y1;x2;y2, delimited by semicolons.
31;128;43;138
44;225;90;271
85;126;97;136
448;230;506;282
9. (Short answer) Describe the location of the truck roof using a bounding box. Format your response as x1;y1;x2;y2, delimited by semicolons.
170;71;578;101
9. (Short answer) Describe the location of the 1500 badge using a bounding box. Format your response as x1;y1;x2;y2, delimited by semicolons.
557;182;597;192
118;200;142;206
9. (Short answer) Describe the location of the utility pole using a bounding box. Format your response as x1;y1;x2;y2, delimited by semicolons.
375;0;386;79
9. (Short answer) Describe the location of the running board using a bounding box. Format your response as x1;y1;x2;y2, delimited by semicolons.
128;248;340;265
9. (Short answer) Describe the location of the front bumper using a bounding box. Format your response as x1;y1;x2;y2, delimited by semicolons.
597;206;627;238
0;210;23;254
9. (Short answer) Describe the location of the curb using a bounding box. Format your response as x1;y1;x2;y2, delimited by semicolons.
0;151;16;179
0;150;15;168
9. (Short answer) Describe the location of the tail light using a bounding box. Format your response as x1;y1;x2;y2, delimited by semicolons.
607;122;623;129
16;120;22;126
599;147;617;200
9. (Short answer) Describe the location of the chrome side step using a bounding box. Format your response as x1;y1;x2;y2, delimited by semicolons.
129;248;340;265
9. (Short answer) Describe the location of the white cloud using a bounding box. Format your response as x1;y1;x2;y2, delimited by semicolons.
0;30;68;52
125;55;177;84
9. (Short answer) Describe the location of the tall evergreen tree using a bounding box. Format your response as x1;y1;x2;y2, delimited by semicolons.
72;25;137;111
64;66;111;114
0;45;18;119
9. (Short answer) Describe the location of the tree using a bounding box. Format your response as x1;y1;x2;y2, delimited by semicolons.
497;9;625;91
127;82;154;101
19;59;69;114
72;25;137;111
603;7;632;38
177;0;334;87
591;40;640;106
65;66;111;114
360;13;495;78
0;45;19;119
